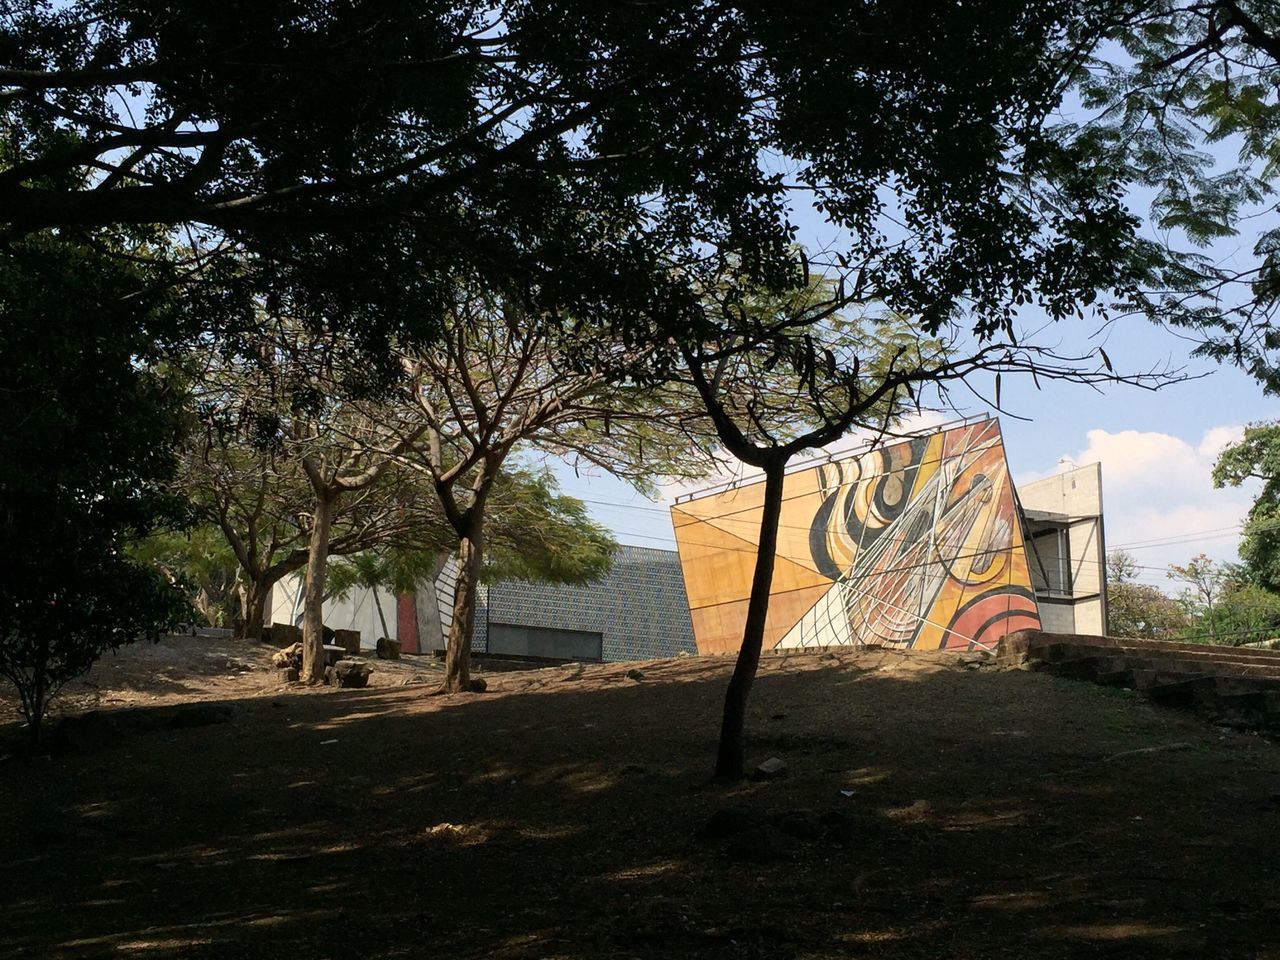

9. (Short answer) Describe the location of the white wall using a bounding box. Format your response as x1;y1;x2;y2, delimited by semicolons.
1018;463;1108;635
268;575;398;651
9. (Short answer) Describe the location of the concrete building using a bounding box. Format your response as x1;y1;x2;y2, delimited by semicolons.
269;544;696;662
270;419;1109;661
671;417;1108;654
1017;463;1108;636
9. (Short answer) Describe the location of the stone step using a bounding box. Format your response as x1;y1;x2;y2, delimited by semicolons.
1045;655;1280;690
1034;641;1280;670
1001;631;1280;736
1030;633;1280;659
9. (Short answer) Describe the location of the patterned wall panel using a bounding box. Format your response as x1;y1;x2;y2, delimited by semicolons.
433;545;697;661
671;419;1041;654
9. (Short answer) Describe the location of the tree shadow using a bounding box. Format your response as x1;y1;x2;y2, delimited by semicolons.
2;653;1277;959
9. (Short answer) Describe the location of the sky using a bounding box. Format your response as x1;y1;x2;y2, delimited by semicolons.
545;164;1280;596
547;352;1272;593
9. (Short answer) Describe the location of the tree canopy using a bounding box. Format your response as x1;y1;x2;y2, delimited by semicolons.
1214;421;1280;591
1080;1;1280;388
0;231;191;738
1;0;1178;364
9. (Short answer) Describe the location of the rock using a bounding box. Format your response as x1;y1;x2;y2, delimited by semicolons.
323;665;336;685
270;622;302;648
957;651;991;670
625;668;645;681
277;667;299;683
753;756;788;781
560;662;584;681
376;637;401;661
725;825;789;863
334;629;361;656
271;643;302;669
469;676;488;693
676;650;691;658
322;625;337;646
322;643;347;666
697;807;759;839
333;659;372;689
771;809;823;840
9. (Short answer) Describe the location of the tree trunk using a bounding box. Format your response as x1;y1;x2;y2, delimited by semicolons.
237;576;272;641
19;647;49;744
301;491;336;683
443;515;486;693
375;589;391;641
21;679;45;744
715;459;787;780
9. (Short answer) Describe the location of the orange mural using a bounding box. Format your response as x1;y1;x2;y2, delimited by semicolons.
671;419;1041;654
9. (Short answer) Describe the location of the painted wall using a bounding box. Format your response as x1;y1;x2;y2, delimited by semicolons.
671;419;1042;654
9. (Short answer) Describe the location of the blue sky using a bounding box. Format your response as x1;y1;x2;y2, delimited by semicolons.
546;171;1280;594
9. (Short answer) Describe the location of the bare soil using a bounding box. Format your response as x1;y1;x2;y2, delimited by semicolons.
4;637;1280;959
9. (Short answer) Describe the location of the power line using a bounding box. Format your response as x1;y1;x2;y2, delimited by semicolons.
579;491;1261;554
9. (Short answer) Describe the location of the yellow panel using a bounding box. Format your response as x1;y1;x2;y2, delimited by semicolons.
674;468;829;574
672;512;833;612
690;583;834;655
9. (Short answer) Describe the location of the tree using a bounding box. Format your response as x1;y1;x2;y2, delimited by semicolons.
1106;550;1189;639
0;2;1175;360
377;280;708;693
1079;2;1280;388
327;466;618;641
1212;579;1280;645
477;467;616;587
294;408;425;682
678;272;1172;779
185;407;432;643
187;319;449;680
1213;421;1280;591
0;231;190;740
1169;553;1229;642
127;524;241;628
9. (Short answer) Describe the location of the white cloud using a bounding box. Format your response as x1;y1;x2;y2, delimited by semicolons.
1039;425;1254;577
1198;425;1245;458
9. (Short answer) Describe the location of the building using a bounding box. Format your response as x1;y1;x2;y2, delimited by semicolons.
670;417;1106;654
1017;463;1107;635
271;417;1107;661
270;544;696;662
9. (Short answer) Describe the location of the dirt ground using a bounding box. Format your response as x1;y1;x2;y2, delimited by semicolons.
4;637;1280;959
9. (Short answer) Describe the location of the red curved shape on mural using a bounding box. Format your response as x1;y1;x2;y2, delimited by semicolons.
942;591;1041;650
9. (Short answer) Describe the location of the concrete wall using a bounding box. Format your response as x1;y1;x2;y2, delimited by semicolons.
395;544;696;662
476;545;696;662
1018;463;1107;635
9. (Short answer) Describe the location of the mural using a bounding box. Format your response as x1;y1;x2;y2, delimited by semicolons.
671;419;1041;654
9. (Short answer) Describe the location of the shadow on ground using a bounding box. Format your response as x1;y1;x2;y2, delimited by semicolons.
3;653;1278;959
